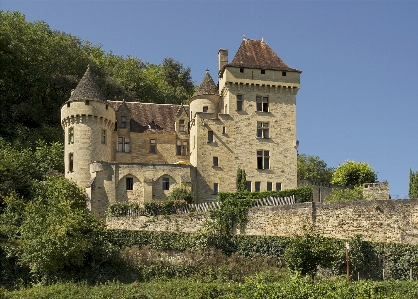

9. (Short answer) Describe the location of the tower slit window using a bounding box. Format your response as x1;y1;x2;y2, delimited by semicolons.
150;139;157;154
69;153;74;172
237;95;243;111
213;156;218;167
101;129;106;144
213;183;219;194
208;131;214;143
68;127;74;144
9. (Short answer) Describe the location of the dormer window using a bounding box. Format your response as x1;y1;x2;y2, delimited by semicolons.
149;120;157;130
179;120;185;132
121;116;127;128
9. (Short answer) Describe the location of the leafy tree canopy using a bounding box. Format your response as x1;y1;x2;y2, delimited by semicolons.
409;169;418;199
331;160;377;187
18;176;115;279
297;154;334;183
0;11;195;144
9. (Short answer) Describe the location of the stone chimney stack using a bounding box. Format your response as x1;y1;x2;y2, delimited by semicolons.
218;49;228;72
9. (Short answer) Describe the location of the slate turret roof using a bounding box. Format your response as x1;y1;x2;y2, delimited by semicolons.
223;38;301;74
192;69;218;98
108;101;189;134
68;65;107;103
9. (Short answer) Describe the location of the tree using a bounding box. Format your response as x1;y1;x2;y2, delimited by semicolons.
18;176;115;279
168;183;193;203
324;186;367;202
236;168;247;192
331;160;377;187
297;154;334;183
409;169;418;199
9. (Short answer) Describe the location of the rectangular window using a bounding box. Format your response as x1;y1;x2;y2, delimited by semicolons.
150;139;156;154
213;156;218;167
257;122;269;138
121;116;127;128
101;129;106;144
118;137;130;152
162;177;169;190
276;183;282;191
237;95;243;111
267;182;272;191
261;69;265;74
68;127;74;144
255;182;261;192
246;181;252;192
208;131;214;143
256;96;269;112
176;140;188;156
257;150;270;169
126;177;133;190
179;119;185;132
203;106;208;113
85;100;89;105
240;68;244;73
282;71;286;76
213;183;219;195
69;153;74;172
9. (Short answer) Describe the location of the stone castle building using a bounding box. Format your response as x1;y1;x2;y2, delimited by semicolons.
61;38;301;217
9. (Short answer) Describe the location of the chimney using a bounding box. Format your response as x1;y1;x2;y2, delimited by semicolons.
218;49;228;72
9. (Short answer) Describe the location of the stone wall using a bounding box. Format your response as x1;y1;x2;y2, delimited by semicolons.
106;200;418;245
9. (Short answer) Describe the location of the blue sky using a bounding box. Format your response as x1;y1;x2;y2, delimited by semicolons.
1;0;417;198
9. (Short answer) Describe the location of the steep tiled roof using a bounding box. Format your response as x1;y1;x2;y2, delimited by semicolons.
192;69;218;97
68;66;107;103
108;101;189;134
225;39;301;73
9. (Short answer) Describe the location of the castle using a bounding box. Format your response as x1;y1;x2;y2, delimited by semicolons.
61;38;301;217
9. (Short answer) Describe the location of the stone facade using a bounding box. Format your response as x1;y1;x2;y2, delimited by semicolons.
61;39;301;215
106;200;418;245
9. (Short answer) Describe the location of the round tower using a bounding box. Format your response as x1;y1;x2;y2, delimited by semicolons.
189;69;220;117
61;66;116;189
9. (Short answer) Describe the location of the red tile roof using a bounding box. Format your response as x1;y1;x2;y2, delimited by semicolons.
108;101;189;134
223;39;301;74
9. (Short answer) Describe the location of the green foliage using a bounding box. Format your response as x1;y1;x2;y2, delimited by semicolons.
332;160;377;187
168;184;193;203
409;169;418;199
106;200;189;217
0;138;64;200
284;232;337;278
324;186;366;202
0;11;195;144
18;176;116;279
297;154;334;183
211;192;255;236
236;168;247;192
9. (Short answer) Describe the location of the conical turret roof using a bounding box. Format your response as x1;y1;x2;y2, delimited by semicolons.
68;66;107;103
192;69;218;98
